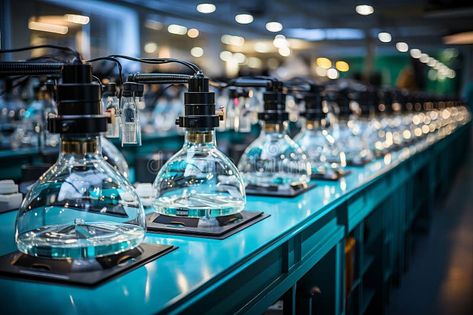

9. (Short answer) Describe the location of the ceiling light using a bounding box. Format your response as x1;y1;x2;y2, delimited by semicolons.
378;32;392;43
64;14;89;25
190;47;204;57
167;24;187;35
187;28;199;38
254;42;273;53
427;58;436;67
28;21;68;34
219;50;232;61
266;21;283;32
355;5;374;16
145;19;163;30
273;34;288;48
335;60;350;72
419;53;429;63
410;48;422;58
447;70;456;79
327;68;339;79
396;42;408;52
235;13;253;24
316;57;332;69
233;52;246;63
196;3;216;14
247;57;262;68
278;47;291;57
144;42;158;54
221;34;245;46
315;66;327;77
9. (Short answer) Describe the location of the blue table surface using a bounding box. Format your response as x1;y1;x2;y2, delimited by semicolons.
0;136;437;315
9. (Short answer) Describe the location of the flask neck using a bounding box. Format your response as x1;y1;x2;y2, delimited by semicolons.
305;119;321;130
184;129;216;146
262;122;286;134
59;136;102;157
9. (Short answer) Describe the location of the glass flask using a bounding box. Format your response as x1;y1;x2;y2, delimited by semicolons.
153;75;245;226
15;136;146;259
102;136;130;178
153;129;246;224
295;119;346;178
238;122;312;188
327;89;374;165
294;90;346;178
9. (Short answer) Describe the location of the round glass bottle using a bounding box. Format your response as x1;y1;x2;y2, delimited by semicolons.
153;75;246;226
15;64;146;259
294;90;346;179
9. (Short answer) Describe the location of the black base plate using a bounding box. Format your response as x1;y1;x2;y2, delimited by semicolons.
245;182;317;197
311;169;352;181
146;210;269;239
347;159;372;167
0;243;176;287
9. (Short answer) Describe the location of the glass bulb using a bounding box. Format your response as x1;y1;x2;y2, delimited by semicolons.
102;136;129;178
238;122;311;188
332;115;374;165
15;136;146;259
295;119;346;177
153;130;246;226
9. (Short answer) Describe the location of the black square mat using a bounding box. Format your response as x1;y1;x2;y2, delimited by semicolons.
245;182;317;197
311;169;352;181
146;210;269;239
0;243;176;287
348;160;372;167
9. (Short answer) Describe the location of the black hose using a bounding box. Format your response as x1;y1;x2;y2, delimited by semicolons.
127;73;191;84
0;62;63;76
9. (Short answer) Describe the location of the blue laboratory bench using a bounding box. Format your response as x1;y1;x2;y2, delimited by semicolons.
0;123;470;315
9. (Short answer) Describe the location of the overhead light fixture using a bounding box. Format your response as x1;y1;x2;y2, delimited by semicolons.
327;68;339;79
219;50;233;61
278;47;291;57
273;34;288;48
266;21;283;32
167;24;187;35
235;13;253;24
190;47;204;57
396;42;408;52
316;57;332;69
64;14;90;25
254;42;273;53
335;61;350;72
196;3;216;14
355;5;374;16
248;57;262;68
410;48;422;58
28;20;68;34
221;34;245;46
144;42;158;54
378;32;392;43
145;19;163;30
233;52;247;63
427;58;437;67
187;28;199;38
419;53;429;63
287;28;364;41
315;66;327;77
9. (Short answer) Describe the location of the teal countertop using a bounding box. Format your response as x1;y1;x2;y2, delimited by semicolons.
0;127;467;315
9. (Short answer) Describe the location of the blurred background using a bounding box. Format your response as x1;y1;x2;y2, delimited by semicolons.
1;0;473;97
